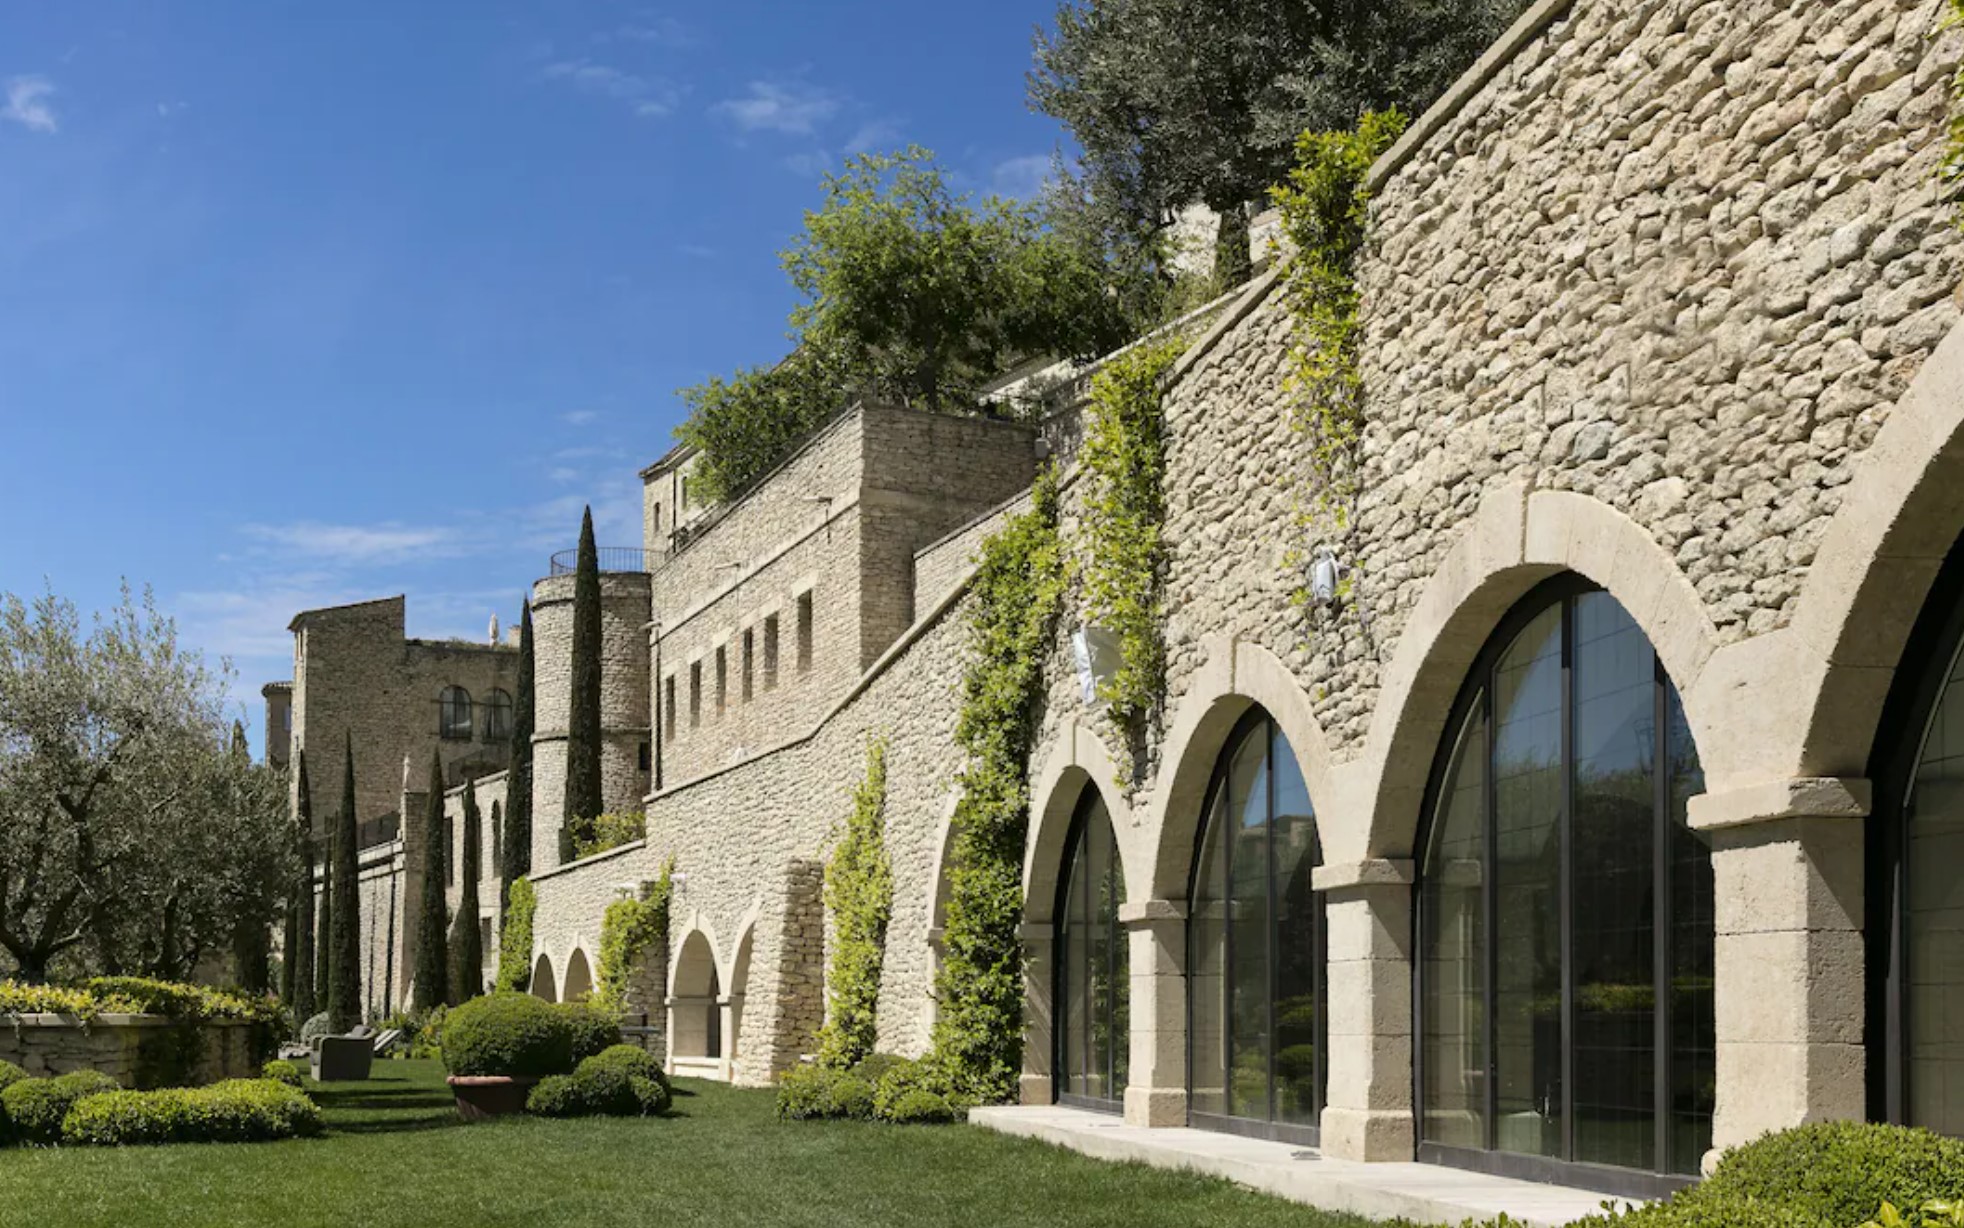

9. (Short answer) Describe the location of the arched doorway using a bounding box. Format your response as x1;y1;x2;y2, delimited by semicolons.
563;949;594;1002
1416;576;1713;1195
1871;537;1964;1139
1054;783;1126;1111
530;953;557;1002
1187;706;1322;1145
669;930;723;1078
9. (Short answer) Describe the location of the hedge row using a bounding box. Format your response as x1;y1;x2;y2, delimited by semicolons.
0;976;283;1026
776;1055;960;1125
62;1079;321;1146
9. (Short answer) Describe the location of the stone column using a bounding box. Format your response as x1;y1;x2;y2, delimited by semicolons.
1688;778;1869;1168
1121;899;1187;1127
1315;859;1416;1161
1021;924;1055;1106
719;992;743;1083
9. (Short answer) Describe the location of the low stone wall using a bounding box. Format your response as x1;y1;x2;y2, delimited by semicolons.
0;1015;262;1089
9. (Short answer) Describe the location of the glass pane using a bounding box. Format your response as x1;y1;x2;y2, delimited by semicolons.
1227;724;1272;1120
1491;604;1564;1159
1909;639;1964;1138
1061;824;1091;1097
1570;591;1657;1171
1423;700;1489;1149
1085;797;1116;1100
1102;807;1130;1095
1272;725;1321;1127
1188;782;1229;1117
1665;682;1714;1175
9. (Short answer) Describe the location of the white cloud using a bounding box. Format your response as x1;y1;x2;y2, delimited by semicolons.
543;59;679;119
560;409;600;426
991;153;1053;201
843;119;903;156
3;76;58;134
239;521;460;565
713;80;839;136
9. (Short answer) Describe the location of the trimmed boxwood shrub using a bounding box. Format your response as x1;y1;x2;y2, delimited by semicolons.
776;1065;841;1121
61;1078;322;1146
556;1001;623;1064
442;992;574;1079
261;1060;302;1088
0;1059;26;1093
828;1075;875;1121
870;1059;943;1121
881;1087;956;1124
849;1052;908;1087
1696;1122;1964;1226
579;1045;668;1093
527;1046;669;1118
4;1071;120;1145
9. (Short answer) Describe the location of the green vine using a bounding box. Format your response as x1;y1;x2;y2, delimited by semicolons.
595;859;674;1014
1079;337;1184;729
494;877;536;993
1268;111;1406;601
815;736;892;1070
928;465;1067;1102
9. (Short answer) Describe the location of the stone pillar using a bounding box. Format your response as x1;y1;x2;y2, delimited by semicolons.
719;992;743;1084
1021;924;1054;1106
1121;899;1187;1127
1688;778;1869;1168
1315;859;1416;1161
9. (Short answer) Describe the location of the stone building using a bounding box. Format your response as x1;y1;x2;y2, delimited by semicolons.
270;0;1964;1214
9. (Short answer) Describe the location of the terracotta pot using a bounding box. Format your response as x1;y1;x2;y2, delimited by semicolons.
447;1074;541;1120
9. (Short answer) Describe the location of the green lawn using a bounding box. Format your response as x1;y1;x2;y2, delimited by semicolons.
0;1060;1409;1228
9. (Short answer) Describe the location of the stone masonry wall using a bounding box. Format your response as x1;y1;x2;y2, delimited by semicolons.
0;1017;260;1088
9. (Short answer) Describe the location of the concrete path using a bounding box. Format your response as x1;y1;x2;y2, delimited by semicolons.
969;1105;1626;1227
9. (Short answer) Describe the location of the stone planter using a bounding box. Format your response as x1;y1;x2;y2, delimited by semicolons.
0;1014;261;1088
448;1074;539;1120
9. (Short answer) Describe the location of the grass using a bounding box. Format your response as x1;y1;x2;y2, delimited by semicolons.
0;1060;1411;1228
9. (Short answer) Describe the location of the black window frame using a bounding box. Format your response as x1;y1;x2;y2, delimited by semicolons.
1053;782;1127;1115
438;686;473;741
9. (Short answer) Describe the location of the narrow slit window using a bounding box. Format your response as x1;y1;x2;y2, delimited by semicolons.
689;661;702;729
763;614;780;691
796;591;814;674
742;628;755;702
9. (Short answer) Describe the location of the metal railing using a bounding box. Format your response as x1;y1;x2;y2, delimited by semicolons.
549;546;654;576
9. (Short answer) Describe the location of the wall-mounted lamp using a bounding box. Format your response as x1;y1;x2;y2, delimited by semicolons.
1309;547;1342;610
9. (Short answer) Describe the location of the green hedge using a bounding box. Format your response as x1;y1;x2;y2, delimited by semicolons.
441;993;574;1079
0;977;282;1026
261;1060;302;1088
777;1057;961;1125
61;1078;322;1146
527;1046;670;1118
557;1001;623;1063
3;1071;120;1145
0;1059;26;1094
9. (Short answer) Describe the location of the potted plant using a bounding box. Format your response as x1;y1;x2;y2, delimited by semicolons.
442;993;575;1120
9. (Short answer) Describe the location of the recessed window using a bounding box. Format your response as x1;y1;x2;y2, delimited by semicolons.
1056;785;1126;1111
482;689;513;743
688;661;702;729
715;645;728;716
763;614;780;691
663;675;677;738
638;741;651;773
796;591;814;674
439;686;473;741
741;628;755;702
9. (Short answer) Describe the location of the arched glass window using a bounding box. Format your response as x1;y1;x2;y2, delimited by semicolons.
1418;579;1713;1194
1874;549;1964;1139
1055;785;1127;1110
439;686;473;741
1187;707;1322;1145
482;689;513;743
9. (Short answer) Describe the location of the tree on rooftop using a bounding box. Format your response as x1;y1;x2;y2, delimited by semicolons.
291;751;318;1021
448;780;484;1003
562;507;604;859
326;732;361;1032
413;750;450;1012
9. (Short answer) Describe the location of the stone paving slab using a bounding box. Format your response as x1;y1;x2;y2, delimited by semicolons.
969;1105;1628;1227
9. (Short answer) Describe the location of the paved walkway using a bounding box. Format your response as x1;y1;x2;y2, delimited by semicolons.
969;1105;1625;1226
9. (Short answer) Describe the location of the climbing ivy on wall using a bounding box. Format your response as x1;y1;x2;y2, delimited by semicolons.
1079;337;1184;730
929;466;1067;1103
1268;110;1407;583
494;877;536;994
595;859;673;1014
816;736;893;1070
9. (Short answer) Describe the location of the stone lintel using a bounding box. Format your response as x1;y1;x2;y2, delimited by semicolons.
1117;899;1187;925
1687;777;1871;831
1312;858;1416;892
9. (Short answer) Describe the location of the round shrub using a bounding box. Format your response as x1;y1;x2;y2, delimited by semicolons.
776;1065;838;1121
0;1059;27;1094
882;1088;956;1124
1698;1122;1964;1226
442;993;574;1078
580;1045;668;1092
849;1053;908;1087
526;1057;668;1119
828;1075;875;1121
299;1012;333;1045
524;1074;586;1118
870;1058;944;1121
3;1071;120;1145
555;1001;623;1063
261;1060;302;1088
61;1078;321;1146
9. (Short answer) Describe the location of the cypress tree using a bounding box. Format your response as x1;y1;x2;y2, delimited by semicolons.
449;782;484;1003
327;733;362;1032
563;507;604;859
504;602;535;902
292;752;318;1021
412;750;450;1011
314;803;332;1018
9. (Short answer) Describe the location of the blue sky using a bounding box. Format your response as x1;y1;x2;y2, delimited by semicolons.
0;1;1067;754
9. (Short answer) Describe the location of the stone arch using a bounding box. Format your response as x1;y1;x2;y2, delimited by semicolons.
562;948;594;1002
1353;483;1722;860
529;953;557;1002
1784;320;1964;780
1025;721;1135;926
668;925;723;1071
1142;636;1335;900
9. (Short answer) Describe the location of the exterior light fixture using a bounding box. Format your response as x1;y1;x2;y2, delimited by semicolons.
1310;548;1342;609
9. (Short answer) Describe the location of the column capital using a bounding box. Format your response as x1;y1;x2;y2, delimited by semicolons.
1312;858;1415;892
1688;777;1871;832
1118;898;1186;926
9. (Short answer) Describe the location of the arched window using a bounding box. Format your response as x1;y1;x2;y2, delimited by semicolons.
1188;707;1322;1145
1874;545;1964;1139
1055;784;1126;1110
439;686;473;741
482;689;513;743
1417;578;1713;1194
